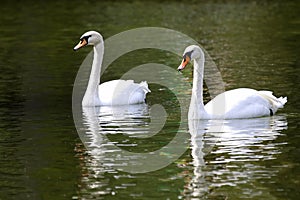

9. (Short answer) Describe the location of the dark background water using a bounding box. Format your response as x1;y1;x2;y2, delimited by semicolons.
0;0;299;199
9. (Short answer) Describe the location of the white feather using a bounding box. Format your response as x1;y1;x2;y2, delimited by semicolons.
179;45;287;119
98;80;150;105
74;31;150;106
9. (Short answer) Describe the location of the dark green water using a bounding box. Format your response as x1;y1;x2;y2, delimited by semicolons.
0;0;299;199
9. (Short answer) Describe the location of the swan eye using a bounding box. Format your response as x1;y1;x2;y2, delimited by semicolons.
183;50;193;61
183;54;190;63
74;36;90;51
80;35;92;44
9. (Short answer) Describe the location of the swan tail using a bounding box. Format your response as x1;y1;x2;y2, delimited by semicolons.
127;81;150;104
139;81;151;93
258;90;287;110
277;96;287;108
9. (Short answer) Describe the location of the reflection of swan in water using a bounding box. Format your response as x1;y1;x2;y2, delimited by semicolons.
185;115;288;198
81;104;150;150
79;102;187;175
76;104;150;197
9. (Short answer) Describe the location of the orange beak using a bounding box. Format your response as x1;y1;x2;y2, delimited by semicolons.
178;56;190;71
73;38;88;51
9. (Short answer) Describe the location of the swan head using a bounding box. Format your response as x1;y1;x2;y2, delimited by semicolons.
73;31;103;51
178;45;202;71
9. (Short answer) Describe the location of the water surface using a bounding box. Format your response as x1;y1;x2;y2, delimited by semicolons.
0;0;299;199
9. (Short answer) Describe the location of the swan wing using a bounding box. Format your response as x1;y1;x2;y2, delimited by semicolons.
204;88;286;119
257;90;287;110
98;80;150;105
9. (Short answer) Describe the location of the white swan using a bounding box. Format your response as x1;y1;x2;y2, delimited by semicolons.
178;45;287;119
74;31;150;106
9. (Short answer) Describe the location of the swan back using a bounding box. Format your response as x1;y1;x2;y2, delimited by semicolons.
203;88;287;119
98;80;150;106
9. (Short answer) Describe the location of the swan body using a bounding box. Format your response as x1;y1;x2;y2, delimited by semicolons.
98;80;150;105
74;31;150;106
178;45;287;119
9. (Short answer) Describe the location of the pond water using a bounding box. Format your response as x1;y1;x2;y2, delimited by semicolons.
0;0;299;199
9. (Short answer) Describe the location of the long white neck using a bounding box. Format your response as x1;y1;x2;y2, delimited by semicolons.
82;39;104;106
188;49;209;119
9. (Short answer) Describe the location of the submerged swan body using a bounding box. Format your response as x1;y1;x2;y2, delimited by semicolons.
74;31;150;106
178;45;287;119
